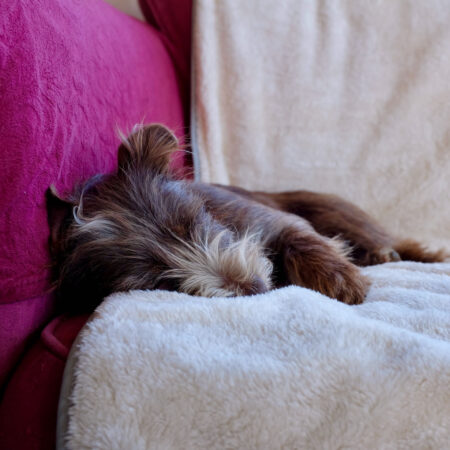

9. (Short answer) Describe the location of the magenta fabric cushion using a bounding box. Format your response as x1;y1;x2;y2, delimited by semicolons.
0;0;185;387
0;314;89;450
140;0;193;120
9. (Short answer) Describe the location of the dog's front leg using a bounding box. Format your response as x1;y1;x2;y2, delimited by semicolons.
197;184;369;304
270;219;369;304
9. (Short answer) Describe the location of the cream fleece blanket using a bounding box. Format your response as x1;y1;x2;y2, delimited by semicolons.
191;0;450;250
59;262;450;449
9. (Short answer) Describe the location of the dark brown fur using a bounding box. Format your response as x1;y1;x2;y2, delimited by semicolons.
47;124;447;313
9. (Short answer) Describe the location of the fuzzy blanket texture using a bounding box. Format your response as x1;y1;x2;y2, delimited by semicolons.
60;262;450;449
191;0;450;250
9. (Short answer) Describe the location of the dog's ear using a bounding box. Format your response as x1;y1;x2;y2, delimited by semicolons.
46;185;74;257
118;124;178;175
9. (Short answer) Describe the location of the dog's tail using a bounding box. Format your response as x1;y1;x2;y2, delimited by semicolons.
394;239;448;263
117;124;179;176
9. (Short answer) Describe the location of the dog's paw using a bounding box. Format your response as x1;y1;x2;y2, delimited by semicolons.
320;262;369;305
283;236;370;304
366;247;401;265
360;241;448;265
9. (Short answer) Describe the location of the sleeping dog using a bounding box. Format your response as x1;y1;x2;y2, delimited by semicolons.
47;124;446;312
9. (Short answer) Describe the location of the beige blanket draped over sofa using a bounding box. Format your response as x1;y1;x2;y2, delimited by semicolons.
192;0;450;250
60;262;450;449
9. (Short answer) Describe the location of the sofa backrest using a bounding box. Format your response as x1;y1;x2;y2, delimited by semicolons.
0;0;190;388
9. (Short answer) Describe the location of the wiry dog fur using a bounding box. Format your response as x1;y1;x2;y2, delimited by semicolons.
47;124;447;313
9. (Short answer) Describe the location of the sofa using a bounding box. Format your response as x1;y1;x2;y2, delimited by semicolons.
0;1;191;448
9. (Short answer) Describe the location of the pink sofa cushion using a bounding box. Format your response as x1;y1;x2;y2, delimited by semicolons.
140;0;193;117
0;314;88;450
0;0;185;387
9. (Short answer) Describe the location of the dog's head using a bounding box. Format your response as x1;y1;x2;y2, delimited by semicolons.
47;124;272;312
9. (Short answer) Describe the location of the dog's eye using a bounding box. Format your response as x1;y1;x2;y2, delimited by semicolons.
154;280;177;291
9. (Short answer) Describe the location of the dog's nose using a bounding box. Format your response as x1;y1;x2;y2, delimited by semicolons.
242;276;269;296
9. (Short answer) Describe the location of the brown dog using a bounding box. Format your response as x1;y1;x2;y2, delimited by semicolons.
47;124;446;313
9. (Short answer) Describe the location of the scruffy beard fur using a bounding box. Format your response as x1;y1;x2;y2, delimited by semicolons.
47;124;447;313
